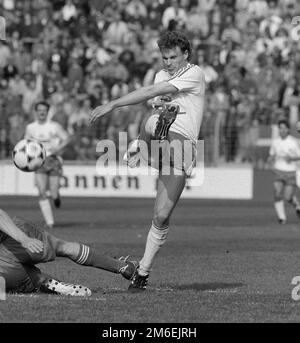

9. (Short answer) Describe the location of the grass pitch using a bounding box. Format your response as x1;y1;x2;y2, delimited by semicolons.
1;196;300;322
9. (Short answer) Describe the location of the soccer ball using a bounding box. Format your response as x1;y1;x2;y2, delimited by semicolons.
12;139;46;172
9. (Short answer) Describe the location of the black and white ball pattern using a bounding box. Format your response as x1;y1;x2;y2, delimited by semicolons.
12;139;46;172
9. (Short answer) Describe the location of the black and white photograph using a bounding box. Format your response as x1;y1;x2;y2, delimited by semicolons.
1;0;300;329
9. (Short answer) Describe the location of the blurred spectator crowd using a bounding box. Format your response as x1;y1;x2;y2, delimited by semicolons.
0;0;300;166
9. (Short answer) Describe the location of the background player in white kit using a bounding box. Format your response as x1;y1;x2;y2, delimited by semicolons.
90;31;205;292
25;101;70;229
268;119;300;224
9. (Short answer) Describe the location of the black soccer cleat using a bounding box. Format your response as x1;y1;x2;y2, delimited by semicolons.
53;196;61;208
118;256;139;280
154;104;179;142
128;272;149;293
296;208;300;218
278;218;287;225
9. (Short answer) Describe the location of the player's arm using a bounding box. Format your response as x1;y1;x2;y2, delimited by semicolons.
51;124;71;155
150;74;172;107
90;81;178;123
0;209;43;253
285;140;300;162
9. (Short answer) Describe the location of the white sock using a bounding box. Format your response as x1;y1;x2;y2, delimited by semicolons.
139;223;169;276
39;199;54;226
274;200;286;221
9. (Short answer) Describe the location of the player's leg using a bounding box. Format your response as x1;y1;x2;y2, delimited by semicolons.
283;183;300;219
291;194;300;217
2;263;91;296
3;264;76;296
0;261;47;294
35;173;54;229
123;113;155;167
284;173;300;216
37;268;92;297
13;219;133;276
1;218;92;296
24;256;92;296
153;104;179;142
1;220;91;296
124;104;179;167
49;156;63;208
0;231;62;295
49;175;61;208
129;172;186;292
43;233;138;280
284;184;295;203
273;180;286;223
0;239;37;293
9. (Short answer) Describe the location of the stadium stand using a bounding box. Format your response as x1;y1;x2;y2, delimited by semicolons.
0;0;300;166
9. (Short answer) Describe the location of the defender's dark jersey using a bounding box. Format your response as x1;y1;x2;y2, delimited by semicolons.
0;232;6;244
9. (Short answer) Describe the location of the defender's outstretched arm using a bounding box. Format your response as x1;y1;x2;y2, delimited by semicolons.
89;81;178;123
0;209;43;253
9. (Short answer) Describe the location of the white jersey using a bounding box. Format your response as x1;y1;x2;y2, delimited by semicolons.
154;63;205;143
269;135;300;172
25;120;68;157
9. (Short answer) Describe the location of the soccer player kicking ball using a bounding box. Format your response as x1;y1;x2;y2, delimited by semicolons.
0;209;138;296
90;31;205;292
25;101;69;229
268;119;300;224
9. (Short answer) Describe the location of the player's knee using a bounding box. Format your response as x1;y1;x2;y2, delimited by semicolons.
47;236;66;256
285;195;293;203
55;240;68;256
39;191;48;199
55;241;77;259
274;190;283;201
153;213;170;228
50;190;58;199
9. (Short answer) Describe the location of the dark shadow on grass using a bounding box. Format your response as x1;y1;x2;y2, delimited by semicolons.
54;222;81;228
92;287;126;294
92;282;245;295
176;282;244;291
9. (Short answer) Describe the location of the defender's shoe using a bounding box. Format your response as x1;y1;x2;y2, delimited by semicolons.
278;218;287;225
53;195;61;208
118;256;139;280
41;278;92;297
123;138;140;168
128;272;149;293
154;104;179;142
296;207;300;218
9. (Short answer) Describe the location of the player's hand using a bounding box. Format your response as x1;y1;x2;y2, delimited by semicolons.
89;103;114;124
21;237;44;254
152;96;172;109
160;95;172;102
